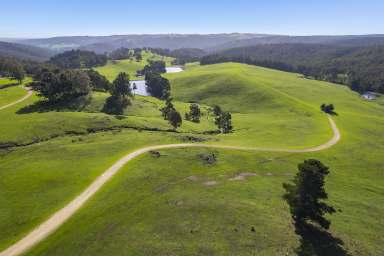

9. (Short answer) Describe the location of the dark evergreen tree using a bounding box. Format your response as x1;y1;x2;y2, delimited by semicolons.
160;97;175;120
186;103;201;123
168;109;182;130
145;72;171;100
215;111;233;133
283;159;336;230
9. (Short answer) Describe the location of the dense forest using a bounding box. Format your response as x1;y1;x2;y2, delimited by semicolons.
201;44;384;93
49;50;108;69
147;48;206;65
0;41;54;61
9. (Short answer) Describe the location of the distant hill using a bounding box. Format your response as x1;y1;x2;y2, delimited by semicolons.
0;41;54;61
10;34;269;53
210;34;384;51
201;43;384;93
5;34;383;54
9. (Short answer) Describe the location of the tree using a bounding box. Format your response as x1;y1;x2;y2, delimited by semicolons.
160;97;175;120
321;104;335;115
110;72;132;97
168;109;182;130
103;72;133;115
132;82;137;96
145;72;171;100
283;159;336;230
185;103;201;123
87;69;110;91
215;111;233;133
213;105;222;116
12;65;25;84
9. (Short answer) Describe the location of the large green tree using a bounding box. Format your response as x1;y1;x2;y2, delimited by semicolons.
145;72;171;100
168;109;182;130
283;159;336;230
31;69;91;103
103;72;133;115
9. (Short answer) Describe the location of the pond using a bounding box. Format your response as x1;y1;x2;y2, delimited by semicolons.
131;67;184;96
165;67;184;73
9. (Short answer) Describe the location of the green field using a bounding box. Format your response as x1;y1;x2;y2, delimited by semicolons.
0;78;17;87
95;51;174;81
0;86;26;107
0;63;383;255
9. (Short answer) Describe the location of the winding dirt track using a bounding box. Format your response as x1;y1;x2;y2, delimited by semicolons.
0;110;340;256
0;87;32;111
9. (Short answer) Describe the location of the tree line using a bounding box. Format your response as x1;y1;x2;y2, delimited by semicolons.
49;50;108;69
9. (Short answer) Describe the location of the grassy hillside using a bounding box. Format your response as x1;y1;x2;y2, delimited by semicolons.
95;51;174;81
0;86;26;107
0;78;17;87
1;63;383;255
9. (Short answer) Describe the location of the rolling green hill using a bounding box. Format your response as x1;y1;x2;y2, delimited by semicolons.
95;51;174;81
0;63;383;255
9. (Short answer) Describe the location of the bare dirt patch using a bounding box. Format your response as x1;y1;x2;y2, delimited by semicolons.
187;175;199;181
203;181;218;187
229;172;258;181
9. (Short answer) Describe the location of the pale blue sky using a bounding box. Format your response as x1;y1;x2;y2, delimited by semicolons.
1;0;383;38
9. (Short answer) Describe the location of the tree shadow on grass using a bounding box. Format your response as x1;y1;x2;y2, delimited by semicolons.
295;223;349;256
16;97;90;114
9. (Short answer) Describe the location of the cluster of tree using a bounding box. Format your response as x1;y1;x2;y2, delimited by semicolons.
133;48;142;62
109;48;133;60
212;105;233;133
103;72;133;115
200;44;384;93
185;103;201;123
283;159;336;230
148;48;206;65
49;50;108;69
145;72;171;100
30;69;92;103
160;98;182;130
0;57;25;84
138;60;166;77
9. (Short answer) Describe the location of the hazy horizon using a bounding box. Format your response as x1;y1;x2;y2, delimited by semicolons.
1;0;383;38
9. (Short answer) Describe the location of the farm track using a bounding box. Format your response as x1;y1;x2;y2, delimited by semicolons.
0;113;340;256
0;87;32;111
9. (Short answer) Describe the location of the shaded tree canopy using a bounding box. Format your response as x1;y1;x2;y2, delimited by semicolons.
145;72;171;100
185;103;201;123
30;69;92;103
215;110;233;133
49;50;108;69
283;159;336;230
103;72;133;115
168;109;182;130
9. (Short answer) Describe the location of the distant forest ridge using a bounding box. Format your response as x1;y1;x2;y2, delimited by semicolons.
2;33;384;53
